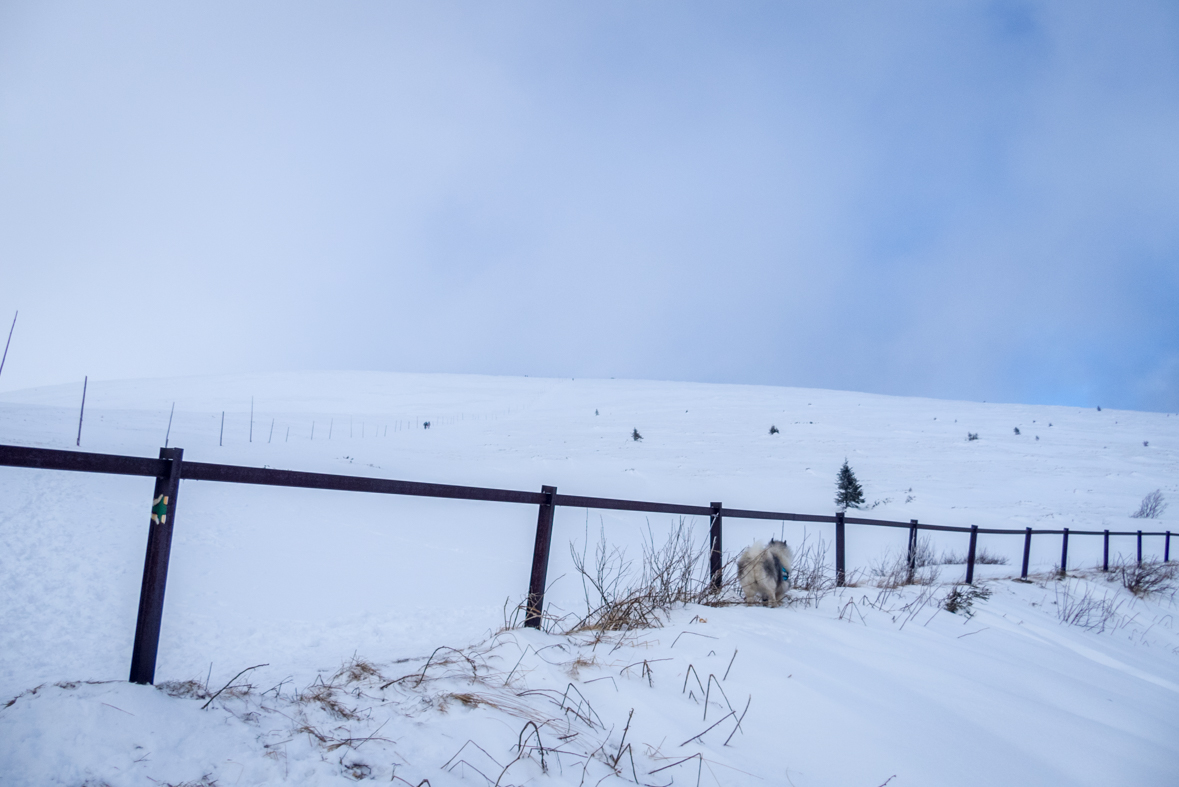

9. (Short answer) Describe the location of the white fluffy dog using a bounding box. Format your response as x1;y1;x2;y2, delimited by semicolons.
737;539;793;607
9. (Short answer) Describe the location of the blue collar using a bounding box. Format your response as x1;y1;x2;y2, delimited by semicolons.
780;567;790;582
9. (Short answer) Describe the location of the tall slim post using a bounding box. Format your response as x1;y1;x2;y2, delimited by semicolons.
129;447;184;685
0;310;17;381
965;525;978;585
1102;530;1110;572
76;376;87;447
1021;528;1032;579
906;520;918;583
1060;527;1069;574
524;485;557;629
1166;532;1171;563
835;511;846;587
709;503;723;590
1137;530;1143;565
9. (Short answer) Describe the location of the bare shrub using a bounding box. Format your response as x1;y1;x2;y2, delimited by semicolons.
869;549;940;589
938;547;1008;566
910;535;937;568
780;531;840;605
567;518;738;632
1130;490;1167;519
1114;559;1177;598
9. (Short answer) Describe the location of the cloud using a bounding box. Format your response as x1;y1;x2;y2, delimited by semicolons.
1;0;1176;411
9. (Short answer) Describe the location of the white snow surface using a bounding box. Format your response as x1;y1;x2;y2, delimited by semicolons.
1;371;1176;786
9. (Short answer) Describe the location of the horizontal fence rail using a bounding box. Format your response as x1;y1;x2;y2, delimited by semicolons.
0;443;1171;684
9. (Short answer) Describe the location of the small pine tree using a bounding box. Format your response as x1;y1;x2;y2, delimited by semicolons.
835;459;865;511
769;425;779;435
632;428;643;442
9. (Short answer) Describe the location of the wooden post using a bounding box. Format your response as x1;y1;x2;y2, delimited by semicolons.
1021;528;1032;579
1102;530;1110;572
1137;530;1143;565
709;502;723;590
524;485;557;629
129;447;184;685
76;376;87;447
1166;532;1171;563
835;511;846;587
965;525;978;585
1060;527;1069;574
906;520;918;583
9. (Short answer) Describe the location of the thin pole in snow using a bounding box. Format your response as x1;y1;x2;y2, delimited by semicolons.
220;411;225;446
311;421;315;440
0;311;17;381
165;402;175;448
285;426;290;442
269;418;274;443
76;376;87;446
329;418;333;439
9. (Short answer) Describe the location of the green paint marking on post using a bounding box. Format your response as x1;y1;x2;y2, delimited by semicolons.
151;495;168;525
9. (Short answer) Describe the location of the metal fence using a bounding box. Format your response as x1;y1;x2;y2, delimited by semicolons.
0;443;1171;685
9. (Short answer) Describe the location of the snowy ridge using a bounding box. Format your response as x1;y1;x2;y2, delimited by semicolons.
1;372;1177;785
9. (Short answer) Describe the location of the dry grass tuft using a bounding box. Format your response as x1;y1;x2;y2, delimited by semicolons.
1055;580;1130;632
334;657;381;685
1112;559;1177;598
298;682;361;720
157;679;212;700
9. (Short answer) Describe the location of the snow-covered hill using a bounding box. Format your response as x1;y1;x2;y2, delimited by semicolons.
1;372;1176;785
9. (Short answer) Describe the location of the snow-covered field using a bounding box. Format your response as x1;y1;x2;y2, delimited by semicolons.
1;372;1176;786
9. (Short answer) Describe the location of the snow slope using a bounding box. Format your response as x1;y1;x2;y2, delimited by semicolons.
1;372;1176;786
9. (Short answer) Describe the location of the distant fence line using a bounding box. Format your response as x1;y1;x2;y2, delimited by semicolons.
0;443;1171;686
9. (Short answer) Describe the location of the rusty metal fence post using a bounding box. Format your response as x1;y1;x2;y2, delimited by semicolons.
129;447;183;685
965;525;978;585
835;511;846;587
524;485;557;629
709;502;723;590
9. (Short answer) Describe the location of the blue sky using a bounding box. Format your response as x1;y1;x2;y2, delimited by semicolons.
1;1;1177;411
